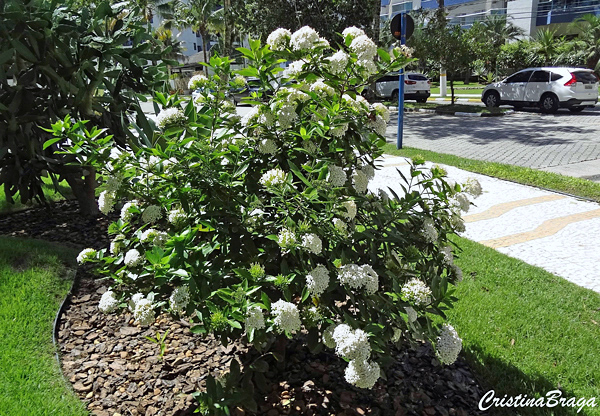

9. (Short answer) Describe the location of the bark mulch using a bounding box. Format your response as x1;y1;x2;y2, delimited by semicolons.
0;201;487;416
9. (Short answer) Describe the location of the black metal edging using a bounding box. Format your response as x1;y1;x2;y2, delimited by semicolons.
52;267;82;382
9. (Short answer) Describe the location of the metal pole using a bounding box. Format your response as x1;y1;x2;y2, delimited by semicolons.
397;13;406;149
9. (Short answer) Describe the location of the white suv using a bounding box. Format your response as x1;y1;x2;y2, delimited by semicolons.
482;67;599;113
368;72;431;103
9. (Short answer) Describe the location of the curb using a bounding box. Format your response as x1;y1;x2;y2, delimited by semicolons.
390;107;514;117
53;266;81;382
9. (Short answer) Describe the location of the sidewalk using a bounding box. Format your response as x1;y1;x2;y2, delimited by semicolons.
370;155;600;293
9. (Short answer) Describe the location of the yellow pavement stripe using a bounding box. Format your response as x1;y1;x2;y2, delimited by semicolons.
463;195;566;223
478;208;600;248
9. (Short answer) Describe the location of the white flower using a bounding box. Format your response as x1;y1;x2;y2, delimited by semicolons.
283;60;305;78
343;94;369;113
267;28;292;51
453;192;471;212
302;140;318;153
362;164;375;180
290;26;320;51
302;233;322;254
306;265;329;297
257;138;277;155
333;218;348;235
271;300;301;333
128;292;145;311
169;286;190;315
341;200;357;220
278;105;298;129
436;324;462;365
323;323;338;348
104;173;122;193
310;80;335;98
124;249;143;267
98;190;116;215
77;248;96;264
393;44;413;59
357;59;377;76
452;264;463;282
391;327;402;342
258;110;275;127
369;115;388;136
260;168;287;188
277;228;296;249
405;306;418;323
110;235;126;255
168;207;186;225
133;298;155;326
371;103;390;123
352;169;369;194
332;324;371;361
401;278;432;306
441;245;454;265
245;305;265;331
141;205;162;224
422;217;438;243
342;26;366;40
330;123;349;138
328;50;348;74
327;165;347;187
156;107;186;129
98;290;119;313
338;264;378;294
463;178;482;197
344;359;380;389
188;74;209;90
120;200;139;222
140;229;168;246
349;35;377;60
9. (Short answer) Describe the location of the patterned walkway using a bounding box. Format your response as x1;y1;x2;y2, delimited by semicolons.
370;155;600;293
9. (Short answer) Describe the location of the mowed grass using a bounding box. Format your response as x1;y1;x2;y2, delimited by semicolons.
451;236;600;416
0;177;72;214
383;145;600;203
0;237;87;416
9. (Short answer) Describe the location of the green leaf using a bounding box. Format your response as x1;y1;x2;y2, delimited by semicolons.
42;137;62;150
377;48;391;63
10;39;37;62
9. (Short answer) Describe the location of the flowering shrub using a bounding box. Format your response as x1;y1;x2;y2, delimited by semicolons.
64;25;482;413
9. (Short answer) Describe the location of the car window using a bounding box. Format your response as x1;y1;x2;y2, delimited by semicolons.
550;72;562;81
529;70;549;82
407;74;428;81
377;75;398;83
573;71;598;83
505;71;533;83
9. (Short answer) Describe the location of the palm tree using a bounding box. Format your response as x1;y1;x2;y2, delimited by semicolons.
571;13;600;71
529;28;561;66
131;0;177;29
478;14;524;76
176;0;220;74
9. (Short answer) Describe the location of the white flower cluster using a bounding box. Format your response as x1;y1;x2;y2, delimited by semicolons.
283;60;305;78
245;305;265;331
371;103;391;123
344;359;380;389
302;233;322;254
129;292;145;311
341;200;357;220
156;107;186;129
77;248;96;264
169;286;190;315
330;122;349;138
450;211;466;233
260;168;286;188
310;80;335;98
110;234;126;255
436;324;462;365
306;264;330;297
133;296;155;326
393;45;413;59
357;59;377;76
98;290;119;313
352;169;369;194
338;264;378;294
140;228;168;246
342;26;366;40
401;278;432;306
342;94;369;114
141;205;162;224
277;228;297;249
290;26;320;51
120;200;139;222
452;192;471;212
369;115;388;136
168;207;186;225
271;300;301;333
349;35;377;61
361;163;375;180
441;245;454;265
327;165;347;187
452;264;463;282
267;28;292;51
332;324;371;360
463;177;482;197
332;218;348;235
422;217;438;243
278;105;298;129
257;138;277;155
104;173;122;193
124;249;143;267
322;323;338;348
188;74;209;90
98;190;116;214
328;50;348;74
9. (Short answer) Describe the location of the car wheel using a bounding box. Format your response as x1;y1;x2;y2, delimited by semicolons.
569;106;584;113
539;93;559;114
417;98;427;103
483;91;500;108
391;90;399;103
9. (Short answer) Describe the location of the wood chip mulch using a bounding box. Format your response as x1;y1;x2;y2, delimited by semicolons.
1;201;488;416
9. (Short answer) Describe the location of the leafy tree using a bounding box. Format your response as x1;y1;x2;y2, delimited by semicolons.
528;28;562;66
176;0;220;74
0;0;171;215
571;13;600;71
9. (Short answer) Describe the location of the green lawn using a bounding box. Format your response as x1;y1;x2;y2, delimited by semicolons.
383;145;600;203
0;178;72;214
0;237;88;416
451;236;600;416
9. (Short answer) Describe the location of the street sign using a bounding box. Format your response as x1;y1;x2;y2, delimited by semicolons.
390;13;414;41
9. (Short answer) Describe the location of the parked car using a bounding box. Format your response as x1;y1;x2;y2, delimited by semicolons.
367;72;431;103
481;67;599;113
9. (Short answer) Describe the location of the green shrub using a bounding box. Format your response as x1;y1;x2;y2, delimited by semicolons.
65;26;479;414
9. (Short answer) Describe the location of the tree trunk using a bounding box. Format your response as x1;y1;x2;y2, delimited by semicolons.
450;77;455;104
371;0;381;45
223;0;233;58
64;168;99;217
201;30;209;76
